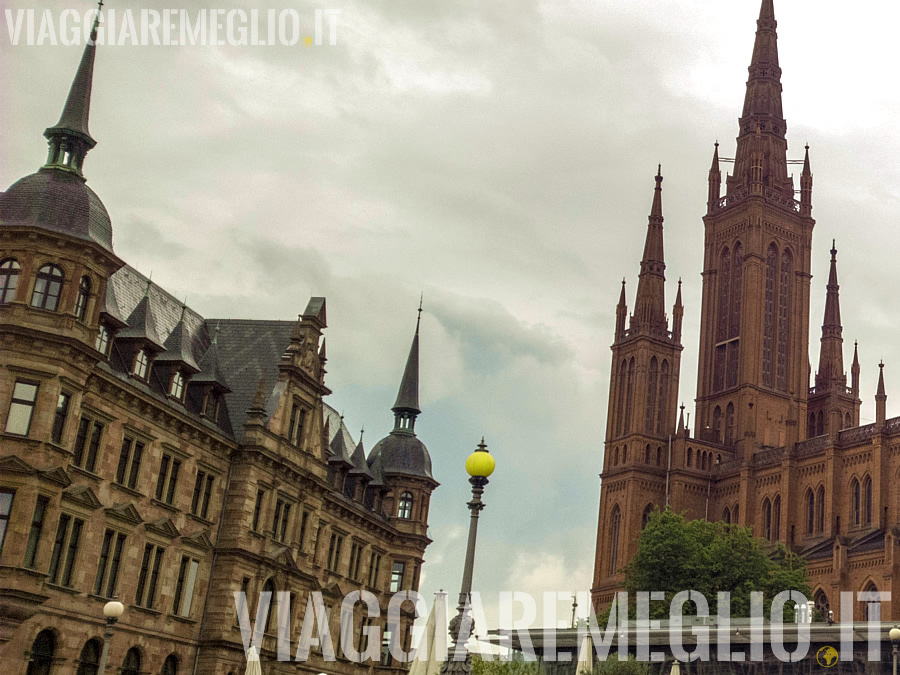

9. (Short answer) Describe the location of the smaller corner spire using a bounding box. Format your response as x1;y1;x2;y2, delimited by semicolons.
759;0;775;21
650;165;663;219
878;361;886;397
710;142;720;172
392;305;423;430
802;144;812;175
617;278;626;307
677;403;685;434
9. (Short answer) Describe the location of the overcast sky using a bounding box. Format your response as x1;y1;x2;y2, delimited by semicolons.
5;0;900;632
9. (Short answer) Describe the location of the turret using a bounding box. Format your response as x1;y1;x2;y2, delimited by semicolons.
851;341;860;398
876;362;887;427
815;242;844;388
800;144;813;216
615;279;627;338
707;142;721;211
672;279;683;344
631;167;668;335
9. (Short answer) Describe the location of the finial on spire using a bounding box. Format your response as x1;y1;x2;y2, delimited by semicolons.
212;321;220;346
416;293;423;334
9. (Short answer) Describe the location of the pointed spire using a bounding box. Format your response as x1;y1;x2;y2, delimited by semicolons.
677;403;685;434
800;144;813;215
802;144;811;176
877;361;887;426
118;291;165;351
707;142;722;210
878;361;886;397
710;142;720;173
816;243;844;389
43;2;104;176
615;278;627;338
349;435;374;479
318;337;327;361
618;279;627;308
852;340;861;397
631;169;668;333
672;279;684;344
392;307;422;424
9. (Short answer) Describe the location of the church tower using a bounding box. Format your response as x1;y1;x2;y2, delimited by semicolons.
695;0;814;454
593;169;683;596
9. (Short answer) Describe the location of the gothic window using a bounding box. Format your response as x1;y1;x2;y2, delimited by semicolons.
730;243;743;337
624;358;635;434
656;447;662;466
713;406;722;443
641;504;653;529
845;412;852;429
622;446;628;463
0;259;20;304
646;357;658;433
806;489;815;534
863;476;873;525
121;648;141;675
726;341;739;389
617;360;627;437
261;579;276;634
717;247;731;341
723;507;731;524
777;249;792;390
74;276;91;320
762;244;777;387
724;402;735;448
816;485;825;533
26;630;55;675
773;495;781;540
762;498;772;541
608;506;621;575
851;478;861;526
733;503;739;524
686;447;693;467
817;411;824;436
76;639;101;675
814;589;830;617
863;582;881;622
657;360;670;434
398;492;413;520
162;655;178;675
644;445;651;463
614;447;619;466
808;412;816;438
31;264;64;311
714;345;726;392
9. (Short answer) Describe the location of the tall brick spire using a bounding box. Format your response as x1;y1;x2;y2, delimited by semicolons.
731;0;790;195
816;242;844;387
631;167;667;334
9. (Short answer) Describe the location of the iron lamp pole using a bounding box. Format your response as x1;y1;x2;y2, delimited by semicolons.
441;439;495;675
97;599;124;675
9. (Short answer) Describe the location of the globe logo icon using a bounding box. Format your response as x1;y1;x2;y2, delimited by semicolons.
817;646;839;667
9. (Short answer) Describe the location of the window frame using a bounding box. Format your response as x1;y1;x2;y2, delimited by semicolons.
115;435;146;491
135;542;165;608
6;379;40;436
155;453;182;506
74;275;92;321
24;494;50;569
0;258;20;304
30;264;64;311
93;528;127;598
0;488;15;558
389;561;405;592
398;492;413;520
48;513;84;587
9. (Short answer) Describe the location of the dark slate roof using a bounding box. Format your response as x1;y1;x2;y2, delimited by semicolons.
323;404;356;458
118;294;166;350
849;529;885;555
0;169;113;252
156;317;201;372
191;341;230;392
209;319;294;434
393;327;420;414
368;430;434;481
801;538;834;562
46;32;97;144
349;439;374;478
100;277;128;328
328;422;354;466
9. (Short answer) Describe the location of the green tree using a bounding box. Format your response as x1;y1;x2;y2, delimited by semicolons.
589;654;650;675
472;654;542;675
620;508;810;620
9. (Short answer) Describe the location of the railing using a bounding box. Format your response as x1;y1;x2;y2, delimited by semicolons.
712;187;749;213
710;186;800;214
884;417;900;434
795;434;828;457
838;424;875;444
808;385;854;396
751;447;784;468
711;457;742;475
764;187;801;213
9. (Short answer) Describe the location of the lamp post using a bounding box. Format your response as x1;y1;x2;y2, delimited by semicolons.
441;439;495;675
97;598;124;675
890;627;900;675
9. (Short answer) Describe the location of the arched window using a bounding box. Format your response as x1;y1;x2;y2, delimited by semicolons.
862;582;881;622
614;447;619;466
845;412;852;429
0;259;20;304
851;478;861;526
762;244;777;387
646;357;658;433
723;507;731;524
398;492;413;520
624;358;635;434
814;589;830;618
31;264;64;311
76;639;101;675
608;506;621;575
657;360;670;434
773;495;781;540
74;276;91;321
816;485;825;534
622;446;628;463
817;411;824;436
713;406;722;443
121;648;141;675
863;476;873;525
617;359;627;437
730;243;743;337
724;402;735;448
644;444;651;463
162;654;178;675
777;249;792;391
762;498;772;541
26;630;55;675
687;447;693;467
733;504;739;524
808;412;816;438
717;246;731;342
701;452;707;471
656;447;662;466
806;489;815;534
641;504;653;529
262;579;276;634
133;350;150;379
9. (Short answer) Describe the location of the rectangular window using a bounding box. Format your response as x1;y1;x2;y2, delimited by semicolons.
6;380;38;436
0;489;14;557
173;555;200;617
115;436;145;490
94;529;126;597
349;543;363;581
170;371;185;399
48;514;83;587
288;404;306;446
235;576;251;626
368;552;381;588
390;561;405;592
24;495;49;569
358;617;372;659
326;532;344;572
272;499;291;542
95;324;110;355
72;416;104;473
298;511;309;553
380;629;393;666
191;471;216;519
201;474;214;518
252;490;265;531
133;349;150;379
135;543;165;608
51;392;71;445
155;454;181;505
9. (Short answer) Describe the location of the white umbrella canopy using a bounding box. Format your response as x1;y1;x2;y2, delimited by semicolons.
245;646;262;675
576;634;593;675
409;591;448;675
669;661;681;675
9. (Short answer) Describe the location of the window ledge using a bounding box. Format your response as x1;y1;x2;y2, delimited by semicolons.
69;464;102;482
111;482;143;499
46;582;81;595
130;604;163;616
171;614;197;625
187;513;214;527
150;498;179;514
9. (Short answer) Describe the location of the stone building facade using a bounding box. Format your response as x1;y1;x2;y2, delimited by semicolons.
0;16;438;675
593;0;900;621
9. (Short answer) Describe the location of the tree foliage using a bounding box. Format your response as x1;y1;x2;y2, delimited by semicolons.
620;508;810;619
589;654;650;675
472;654;542;675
